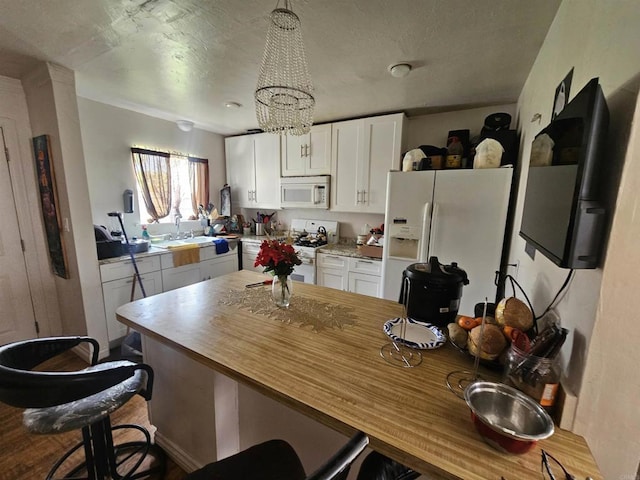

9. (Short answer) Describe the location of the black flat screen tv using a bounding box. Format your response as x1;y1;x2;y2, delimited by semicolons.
519;78;609;269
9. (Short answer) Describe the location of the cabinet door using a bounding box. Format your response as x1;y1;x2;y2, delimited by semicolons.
201;254;239;280
316;267;348;291
282;134;307;177
225;135;255;208
429;168;513;315
282;125;332;177
306;124;332;176
348;272;381;298
253;133;281;209
361;113;405;213
162;263;204;291
331;119;363;212
102;271;162;343
242;254;263;272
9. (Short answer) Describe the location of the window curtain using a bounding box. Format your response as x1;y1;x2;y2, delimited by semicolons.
131;148;172;222
188;156;209;216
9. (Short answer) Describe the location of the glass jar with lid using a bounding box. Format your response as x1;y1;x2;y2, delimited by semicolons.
503;344;561;412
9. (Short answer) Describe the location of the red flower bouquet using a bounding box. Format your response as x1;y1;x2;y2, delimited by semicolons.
254;240;302;276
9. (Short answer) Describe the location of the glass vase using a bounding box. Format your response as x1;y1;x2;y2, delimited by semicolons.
272;274;292;308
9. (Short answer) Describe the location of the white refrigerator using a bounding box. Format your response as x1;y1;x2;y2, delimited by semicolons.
381;168;513;316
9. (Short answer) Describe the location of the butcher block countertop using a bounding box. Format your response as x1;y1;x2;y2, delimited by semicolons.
116;270;601;480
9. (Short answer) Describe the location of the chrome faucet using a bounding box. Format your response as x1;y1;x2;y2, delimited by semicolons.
174;213;182;238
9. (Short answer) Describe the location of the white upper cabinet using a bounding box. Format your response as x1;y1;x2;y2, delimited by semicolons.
225;133;281;209
281;124;332;177
253;133;281;208
331;113;405;213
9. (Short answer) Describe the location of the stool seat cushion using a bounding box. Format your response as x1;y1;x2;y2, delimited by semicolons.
23;360;147;434
186;439;306;480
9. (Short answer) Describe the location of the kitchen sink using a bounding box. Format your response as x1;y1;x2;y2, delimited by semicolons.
154;236;214;248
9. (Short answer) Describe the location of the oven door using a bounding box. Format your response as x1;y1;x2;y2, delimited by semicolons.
291;249;316;284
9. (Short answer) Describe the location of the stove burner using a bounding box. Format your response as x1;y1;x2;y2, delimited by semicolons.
294;237;328;248
292;232;328;248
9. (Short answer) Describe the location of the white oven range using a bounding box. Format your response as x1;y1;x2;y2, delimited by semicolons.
241;219;339;285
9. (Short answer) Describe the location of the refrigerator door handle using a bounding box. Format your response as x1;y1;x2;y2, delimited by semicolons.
428;203;439;259
419;202;432;262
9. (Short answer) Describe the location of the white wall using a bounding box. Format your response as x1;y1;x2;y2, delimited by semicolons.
509;1;640;477
406;103;517;151
78;98;226;239
22;63;108;353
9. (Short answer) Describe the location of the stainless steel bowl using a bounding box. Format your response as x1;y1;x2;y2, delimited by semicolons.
464;381;554;453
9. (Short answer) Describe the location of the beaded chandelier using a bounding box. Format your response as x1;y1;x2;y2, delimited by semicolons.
255;1;314;136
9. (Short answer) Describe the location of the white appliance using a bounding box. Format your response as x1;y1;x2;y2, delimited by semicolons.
242;219;339;285
280;175;330;209
381;169;512;316
289;218;339;284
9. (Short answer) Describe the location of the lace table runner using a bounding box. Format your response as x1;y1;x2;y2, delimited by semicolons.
218;287;357;332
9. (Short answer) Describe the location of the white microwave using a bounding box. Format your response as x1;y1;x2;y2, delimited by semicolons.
280;175;330;209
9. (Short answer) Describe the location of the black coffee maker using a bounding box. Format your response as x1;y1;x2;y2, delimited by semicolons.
399;257;469;329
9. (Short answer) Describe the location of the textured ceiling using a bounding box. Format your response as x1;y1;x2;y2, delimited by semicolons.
0;0;561;135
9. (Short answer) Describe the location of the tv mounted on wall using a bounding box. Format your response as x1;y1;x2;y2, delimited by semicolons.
519;78;609;269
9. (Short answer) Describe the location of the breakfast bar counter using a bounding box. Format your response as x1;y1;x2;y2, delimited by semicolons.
116;270;601;479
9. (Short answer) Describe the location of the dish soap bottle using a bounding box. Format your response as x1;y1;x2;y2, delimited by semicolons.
141;225;150;240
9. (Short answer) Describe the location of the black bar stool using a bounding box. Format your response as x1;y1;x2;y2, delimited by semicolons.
0;336;166;479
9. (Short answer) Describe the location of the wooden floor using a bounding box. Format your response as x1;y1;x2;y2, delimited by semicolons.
0;350;187;480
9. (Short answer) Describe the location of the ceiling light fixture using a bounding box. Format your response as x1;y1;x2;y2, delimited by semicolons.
389;63;412;78
176;120;194;132
225;101;242;109
255;0;314;136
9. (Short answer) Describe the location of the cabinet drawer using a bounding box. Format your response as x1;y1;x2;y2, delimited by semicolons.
100;255;162;282
317;253;348;269
348;257;381;276
348;272;381;298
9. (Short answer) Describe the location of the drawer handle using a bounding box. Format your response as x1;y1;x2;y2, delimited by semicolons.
126;277;147;284
358;260;373;264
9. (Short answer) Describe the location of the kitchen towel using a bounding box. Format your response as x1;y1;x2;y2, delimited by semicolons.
212;238;229;255
168;243;200;267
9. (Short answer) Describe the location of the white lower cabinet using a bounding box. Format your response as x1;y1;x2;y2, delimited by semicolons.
100;246;239;343
100;256;163;345
161;262;206;291
202;254;239;279
161;249;239;291
241;241;263;273
316;253;381;298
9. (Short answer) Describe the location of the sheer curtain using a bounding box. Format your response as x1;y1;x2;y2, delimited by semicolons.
131;148;172;222
188;156;209;216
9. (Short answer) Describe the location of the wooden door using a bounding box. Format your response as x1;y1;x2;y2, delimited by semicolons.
0;126;38;344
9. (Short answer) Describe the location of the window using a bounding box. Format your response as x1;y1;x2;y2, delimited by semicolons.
131;148;209;224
